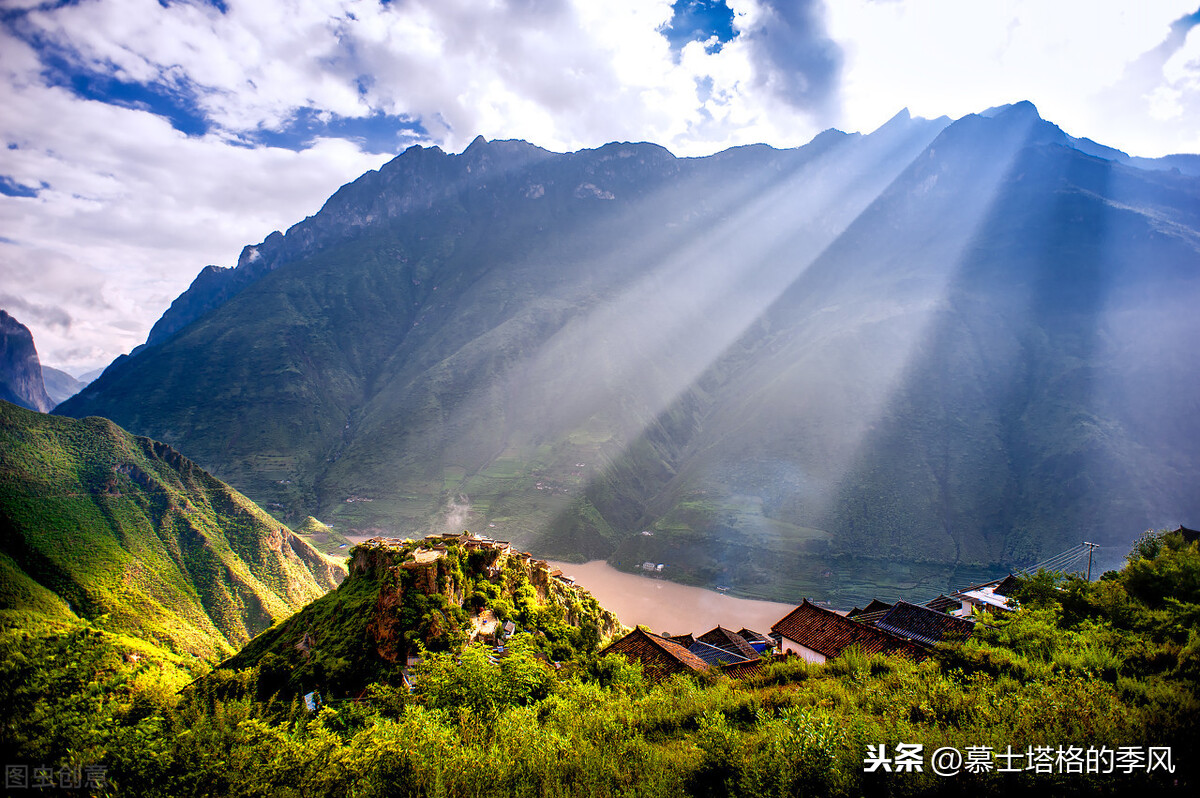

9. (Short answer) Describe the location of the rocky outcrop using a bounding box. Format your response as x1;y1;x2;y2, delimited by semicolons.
0;309;52;412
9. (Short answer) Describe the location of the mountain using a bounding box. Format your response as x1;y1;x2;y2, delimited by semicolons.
0;400;345;659
218;536;622;697
41;366;86;407
57;103;1200;603
0;310;53;413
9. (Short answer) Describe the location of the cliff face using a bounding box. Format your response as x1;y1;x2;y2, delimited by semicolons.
0;310;52;412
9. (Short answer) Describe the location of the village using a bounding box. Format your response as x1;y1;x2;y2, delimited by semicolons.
598;574;1018;681
358;529;1024;683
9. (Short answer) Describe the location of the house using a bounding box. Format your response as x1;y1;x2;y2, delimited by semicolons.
686;639;753;666
601;628;710;681
736;628;775;654
923;594;959;613
696;626;760;661
870;600;975;647
950;575;1019;616
847;599;893;619
501;620;517;639
770;600;924;664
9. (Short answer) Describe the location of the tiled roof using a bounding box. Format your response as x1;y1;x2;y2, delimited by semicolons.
736;628;769;645
924;594;958;613
771;600;924;660
600;628;709;680
847;599;893;619
688;639;753;666
721;652;791;679
873;600;974;647
849;608;891;624
993;574;1020;597
697;626;760;660
666;633;694;647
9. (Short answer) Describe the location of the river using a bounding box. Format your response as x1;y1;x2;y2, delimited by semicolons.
545;559;797;636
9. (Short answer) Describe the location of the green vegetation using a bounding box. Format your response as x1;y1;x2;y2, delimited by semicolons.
3;528;1196;795
0;399;344;660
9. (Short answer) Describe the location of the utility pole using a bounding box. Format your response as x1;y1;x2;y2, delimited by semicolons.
1083;541;1100;581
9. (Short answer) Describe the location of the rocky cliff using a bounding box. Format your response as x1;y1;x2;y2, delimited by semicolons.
0;310;52;412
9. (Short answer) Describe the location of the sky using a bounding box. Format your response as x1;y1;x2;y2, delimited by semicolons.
1;0;1198;376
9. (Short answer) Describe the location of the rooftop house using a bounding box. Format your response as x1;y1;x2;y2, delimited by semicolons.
770;600;924;664
696;626;760;661
1173;525;1199;544
736;628;775;654
687;639;754;666
601;628;709;681
923;594;959;613
871;600;975;647
951;575;1020;616
847;599;893;619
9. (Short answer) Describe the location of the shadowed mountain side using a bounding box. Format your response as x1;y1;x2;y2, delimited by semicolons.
0;400;345;659
575;105;1057;562
0;310;53;413
578;105;1200;593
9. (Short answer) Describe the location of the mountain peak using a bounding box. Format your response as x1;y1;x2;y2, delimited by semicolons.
980;100;1041;121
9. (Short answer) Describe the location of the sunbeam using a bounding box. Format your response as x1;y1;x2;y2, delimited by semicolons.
418;111;951;539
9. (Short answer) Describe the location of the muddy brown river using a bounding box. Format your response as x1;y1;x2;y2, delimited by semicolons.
545;559;797;636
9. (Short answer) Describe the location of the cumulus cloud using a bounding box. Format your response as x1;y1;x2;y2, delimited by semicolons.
0;293;72;330
1;0;844;375
735;0;842;117
0;0;1196;373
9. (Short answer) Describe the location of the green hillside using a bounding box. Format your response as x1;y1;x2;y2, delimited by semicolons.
0;400;345;659
3;529;1197;796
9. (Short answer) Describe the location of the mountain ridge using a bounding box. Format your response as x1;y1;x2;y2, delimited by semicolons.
56;102;1200;603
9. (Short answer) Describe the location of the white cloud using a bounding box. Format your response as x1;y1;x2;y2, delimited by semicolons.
826;0;1200;155
0;0;1196;374
0;21;389;374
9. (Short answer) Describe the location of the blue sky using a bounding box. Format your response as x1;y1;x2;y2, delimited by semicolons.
1;0;1198;373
